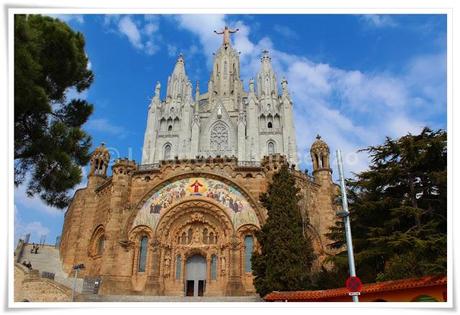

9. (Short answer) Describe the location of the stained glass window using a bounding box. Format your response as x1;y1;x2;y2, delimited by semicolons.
211;255;217;280
176;255;182;280
138;236;148;272
97;236;104;255
244;235;254;273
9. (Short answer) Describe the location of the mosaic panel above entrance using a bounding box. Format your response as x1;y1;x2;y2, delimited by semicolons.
133;177;260;231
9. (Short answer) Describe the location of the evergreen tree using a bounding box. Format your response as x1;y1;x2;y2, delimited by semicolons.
252;164;316;297
15;14;94;208
324;128;447;285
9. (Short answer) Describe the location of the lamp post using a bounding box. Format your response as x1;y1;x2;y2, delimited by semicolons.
336;150;359;302
71;263;85;302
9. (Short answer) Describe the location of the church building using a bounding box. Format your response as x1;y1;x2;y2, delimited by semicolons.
59;27;338;297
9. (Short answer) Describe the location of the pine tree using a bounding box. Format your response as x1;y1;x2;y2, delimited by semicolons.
323;127;447;285
15;14;94;208
252;164;316;297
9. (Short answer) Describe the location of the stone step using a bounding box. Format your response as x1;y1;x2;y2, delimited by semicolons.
19;244;84;292
77;294;263;302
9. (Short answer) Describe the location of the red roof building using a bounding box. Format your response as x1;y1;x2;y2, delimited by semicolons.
264;275;447;302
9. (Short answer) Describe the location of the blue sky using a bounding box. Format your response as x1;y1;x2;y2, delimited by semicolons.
14;13;447;245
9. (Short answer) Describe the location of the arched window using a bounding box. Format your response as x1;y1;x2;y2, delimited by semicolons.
244;235;254;273
211;255;217;280
97;235;105;255
202;228;208;244
267;121;272;129
209;232;215;244
268;141;275;155
175;255;182;280
164;144;171;160
168;125;173;132
210;122;229;151
138;236;148;272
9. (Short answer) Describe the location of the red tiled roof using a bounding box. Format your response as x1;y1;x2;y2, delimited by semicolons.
264;275;447;302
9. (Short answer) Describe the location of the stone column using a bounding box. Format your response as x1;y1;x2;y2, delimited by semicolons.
225;234;245;295
145;238;162;295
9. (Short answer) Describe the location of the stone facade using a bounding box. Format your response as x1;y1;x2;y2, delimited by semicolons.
141;34;297;167
58;28;339;297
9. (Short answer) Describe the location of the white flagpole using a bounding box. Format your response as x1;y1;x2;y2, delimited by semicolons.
336;149;359;302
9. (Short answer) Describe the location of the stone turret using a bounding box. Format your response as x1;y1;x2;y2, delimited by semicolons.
280;78;298;167
88;143;110;187
142;82;161;164
209;31;242;109
310;135;332;189
257;50;278;104
167;54;189;101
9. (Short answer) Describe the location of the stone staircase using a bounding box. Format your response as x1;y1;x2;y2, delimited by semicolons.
18;243;263;302
19;244;84;293
77;294;263;302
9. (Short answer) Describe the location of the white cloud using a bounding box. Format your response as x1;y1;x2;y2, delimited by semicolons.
273;24;298;39
15;184;64;218
175;14;227;66
104;15;161;55
167;44;178;57
118;16;143;49
360;15;398;28
85;118;127;138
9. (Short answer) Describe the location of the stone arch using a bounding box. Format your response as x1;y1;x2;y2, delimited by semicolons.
127;225;155;278
124;172;265;239
163;142;172;160
87;224;105;258
155;199;235;240
267;139;276;155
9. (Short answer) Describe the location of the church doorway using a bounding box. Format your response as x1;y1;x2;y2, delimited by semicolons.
185;255;207;296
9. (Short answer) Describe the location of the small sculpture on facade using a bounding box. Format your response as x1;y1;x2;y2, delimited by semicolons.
192;228;202;244
221;256;226;275
164;254;171;277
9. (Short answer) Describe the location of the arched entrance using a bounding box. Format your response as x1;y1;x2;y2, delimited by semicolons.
185;255;207;296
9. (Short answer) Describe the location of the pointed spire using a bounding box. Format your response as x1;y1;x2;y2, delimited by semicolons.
173;53;185;74
249;78;255;94
261;49;271;62
281;77;289;96
154;81;161;99
257;49;278;97
194;81;200;113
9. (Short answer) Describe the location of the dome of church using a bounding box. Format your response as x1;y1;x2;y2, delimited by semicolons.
310;135;329;154
94;142;109;155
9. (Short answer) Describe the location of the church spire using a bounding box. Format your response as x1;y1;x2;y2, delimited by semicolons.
166;53;189;100
257;50;278;98
209;27;242;101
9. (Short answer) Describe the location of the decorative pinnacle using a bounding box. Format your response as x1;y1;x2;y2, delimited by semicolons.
261;49;270;60
316;134;321;140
